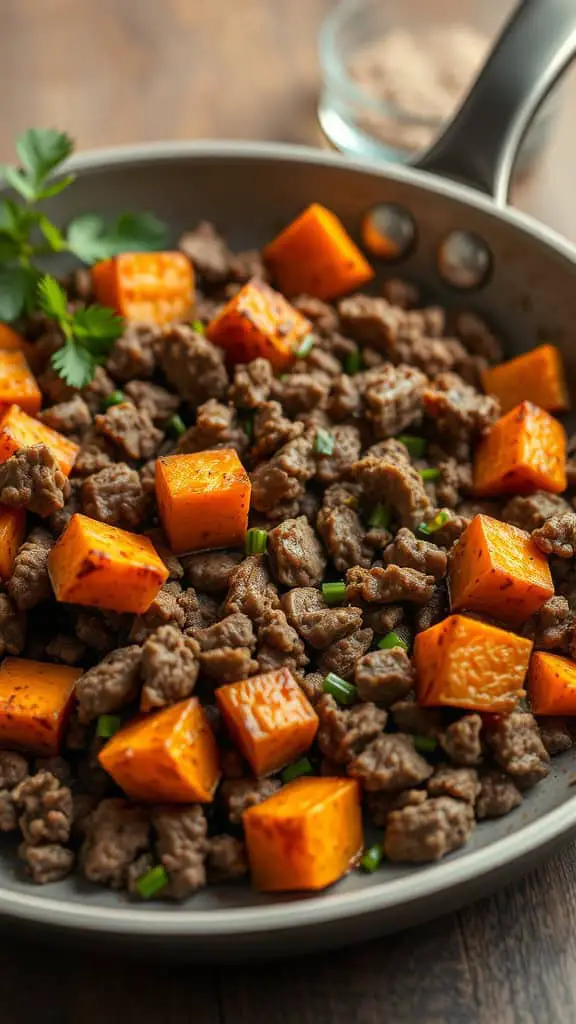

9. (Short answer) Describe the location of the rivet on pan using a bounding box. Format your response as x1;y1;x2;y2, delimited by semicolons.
438;231;492;290
361;204;416;260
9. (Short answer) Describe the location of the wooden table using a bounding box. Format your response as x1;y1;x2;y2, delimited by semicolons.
2;1;576;1020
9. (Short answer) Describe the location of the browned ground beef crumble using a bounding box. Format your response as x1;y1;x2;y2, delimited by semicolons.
0;219;573;898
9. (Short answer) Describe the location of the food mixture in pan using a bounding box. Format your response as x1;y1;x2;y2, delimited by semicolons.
0;130;574;901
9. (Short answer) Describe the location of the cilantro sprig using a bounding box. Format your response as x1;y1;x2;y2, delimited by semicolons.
38;275;123;388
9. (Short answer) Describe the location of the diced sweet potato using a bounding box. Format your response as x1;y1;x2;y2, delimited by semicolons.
0;404;78;475
482;344;569;414
217;667;319;777
92;251;194;325
528;651;576;715
99;697;220;803
473;401;566;496
0;323;29;351
243;776;363;892
156;448;250;555
0;350;42;415
0;505;26;579
449;514;554;626
0;657;81;755
415;614;532;713
206;278;311;370
263;203;374;301
48;513;169;613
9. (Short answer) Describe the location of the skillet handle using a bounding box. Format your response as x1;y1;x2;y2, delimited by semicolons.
414;0;576;204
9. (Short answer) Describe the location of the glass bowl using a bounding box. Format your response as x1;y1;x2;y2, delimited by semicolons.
318;0;559;175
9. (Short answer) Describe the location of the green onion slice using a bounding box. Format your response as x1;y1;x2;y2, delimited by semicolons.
245;528;267;555
344;350;362;375
413;735;438;754
322;581;346;606
396;434;427;458
368;504;391;530
102;390;125;409
314;428;335;456
166;413;186;438
136;864;169;900
322;673;357;706
419;468;441;481
378;631;408;652
295;334;314;359
191;319;205;334
96;714;122;739
418;510;450;536
281;757;313;784
359;843;384;873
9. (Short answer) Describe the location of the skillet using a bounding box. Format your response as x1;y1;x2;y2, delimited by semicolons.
2;0;576;959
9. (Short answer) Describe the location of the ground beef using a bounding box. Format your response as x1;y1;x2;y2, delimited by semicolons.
502;491;571;532
338;294;402;350
366;788;428;828
532;512;576;558
287;596;363;651
179;221;231;282
346;564;434;605
348;734;433;792
152;804;208;899
75;610;118;652
316;694;386;763
140;625;201;711
298;671;325;705
124;380;180;424
353;450;433;530
37;395;91;435
455;311;503;364
384;796;475;862
0;592;25;655
81;462;148;529
267;515;326;588
415;584;449;633
383;528;447;580
0;790;17;831
428;765;480;804
380;277;420;309
146;528;184;581
273;372;330;418
206;835;248;882
314;425;361;488
292;294;339;335
224;555;280;623
45;633;87;665
72;438;115;478
537;718;573;755
8;527;53;610
486;712;550;789
317;627;374;680
423;372;499;457
0;751;28;790
250;434;315;515
363;603;405;634
106;323;159;380
355;648;415;706
158;324;228;407
178;399;247;455
439;714;483;765
95;402;162;460
13;771;72;845
49;477;82;536
183;550;243;595
19;842;75;883
76;645;142;723
362;363;426;438
0;445;69;516
34;756;72;786
256;609;308;675
251;401;304;460
325;374;360;422
228;358;273;408
476;770;523;819
194;612;255;652
129;584;186;643
524;596;574;651
220;778;281;824
430;511;471;549
178;589;220;631
200;647;258;683
81;799;150;888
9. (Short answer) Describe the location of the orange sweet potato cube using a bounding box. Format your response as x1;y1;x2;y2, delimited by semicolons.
0;351;42;415
243;776;363;892
98;697;220;803
217;667;319;777
473;401;566;496
482;344;569;414
0;657;81;755
155;448;250;555
48;513;169;613
0;404;78;475
263;203;374;301
528;651;576;715
92;251;194;325
449;514;554;626
0;505;26;579
415;614;532;713
206;278;312;370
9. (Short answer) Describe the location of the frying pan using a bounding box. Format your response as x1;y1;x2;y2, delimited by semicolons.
2;0;576;960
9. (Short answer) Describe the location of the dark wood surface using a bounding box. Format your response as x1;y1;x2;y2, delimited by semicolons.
2;1;576;1020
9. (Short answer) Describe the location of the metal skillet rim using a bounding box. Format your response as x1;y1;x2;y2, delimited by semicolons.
3;137;576;938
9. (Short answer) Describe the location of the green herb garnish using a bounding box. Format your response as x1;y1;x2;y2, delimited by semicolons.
38;275;123;388
344;349;362;375
322;673;357;706
359;843;384;873
418;510;450;536
166;413;187;438
419;468;441;482
102;390;125;410
369;504;391;530
413;735;438;754
321;581;346;606
281;757;313;784
245;528;267;555
135;864;168;900
96;714;122;739
396;434;427;458
378;631;409;652
314;428;335;456
295;333;314;359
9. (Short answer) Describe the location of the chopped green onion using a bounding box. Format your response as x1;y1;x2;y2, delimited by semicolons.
344;350;362;375
245;528;267;555
241;414;254;442
342;494;358;509
191;319;205;334
413;735;438;754
295;334;314;359
96;714;122;739
378;631;408;652
418;510;450;536
314;428;335;456
322;581;346;606
419;468;441;481
359;843;383;873
102;390;125;409
282;757;313;784
166;413;186;438
135;864;168;900
322;672;357;706
396;434;427;458
369;504;391;530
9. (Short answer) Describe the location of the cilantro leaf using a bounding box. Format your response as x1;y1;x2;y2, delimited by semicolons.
51;344;98;389
34;174;76;201
0;266;36;321
37;214;67;252
15;129;74;194
0;232;21;260
37;274;69;322
67;211;169;264
38;274;123;387
0;165;36;202
72;305;123;342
